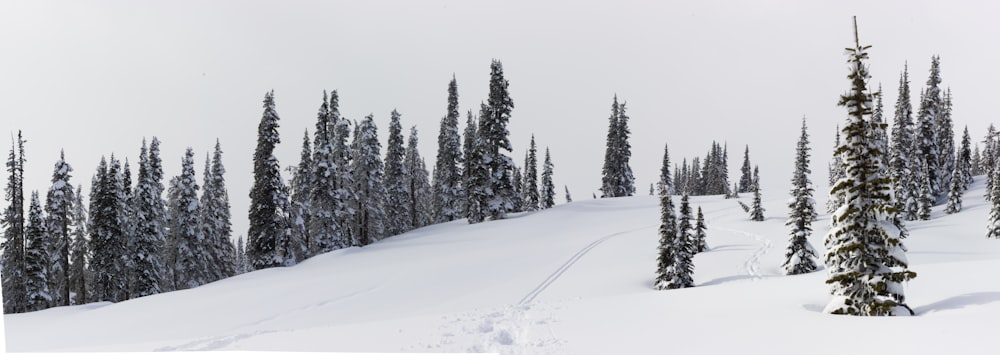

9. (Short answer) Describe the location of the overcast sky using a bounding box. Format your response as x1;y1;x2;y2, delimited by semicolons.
2;0;999;240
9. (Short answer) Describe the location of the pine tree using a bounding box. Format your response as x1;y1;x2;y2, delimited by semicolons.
511;164;523;213
464;110;484;223
972;143;982;176
889;64;915;218
248;91;289;270
329;91;355;248
600;95;634;198
944;163;963;214
564;185;572;203
234;235;247;275
958;126;972;190
131;139;166;298
432;76;465;223
522;135;539;211
24;192;51;311
987;158;1000;238
654;187;677;290
672;193;695;288
384;109;412;235
749;166;765;221
985;125;997;201
1;131;26;313
120;159;135;300
43;150;74;306
689;157;702;196
782;118;818;275
824;21;915;316
405;126;433;229
918;161;933;220
828;128;846;213
147;138;172;292
311;91;346;254
693;207;708;253
477;60;516;220
916;56;943;198
540;147;555;209
287;130;312;264
739;145;752;193
937;88;956;198
202;141;234;280
89;156;128;303
658;143;671;194
351;114;388;246
68;185;88;304
172;148;207;290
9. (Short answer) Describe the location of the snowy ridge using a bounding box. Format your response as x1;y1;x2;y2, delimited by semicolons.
6;179;1000;353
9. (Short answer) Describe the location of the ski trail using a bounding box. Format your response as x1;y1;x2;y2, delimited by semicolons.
518;224;656;305
710;225;772;280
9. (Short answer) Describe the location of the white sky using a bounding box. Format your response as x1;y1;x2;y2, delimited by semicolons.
2;0;999;241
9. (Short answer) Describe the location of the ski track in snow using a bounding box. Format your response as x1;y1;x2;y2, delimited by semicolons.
710;225;772;280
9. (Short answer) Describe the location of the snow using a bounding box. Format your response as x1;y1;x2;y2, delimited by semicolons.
6;177;1000;354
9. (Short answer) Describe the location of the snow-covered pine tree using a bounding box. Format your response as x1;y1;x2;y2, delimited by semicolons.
872;85;890;170
464;109;485;223
540;147;555;209
918;161;933;220
147;137;172;293
522;135;539;211
24;191;51;311
1;131;26;313
739;145;752;193
172;148;207;290
916;56;943;198
985;125;998;201
600;95;634;198
658;143;671;195
889;64;915;217
564;185;572;203
431;76;464;223
782;118;819;275
43;150;74;306
202;141;235;280
959;126;973;189
130;139;166;298
478;60;517;220
120;159;135;300
944;163;963;214
350;114;388;246
972;143;983;176
653;188;677;291
68;185;88;304
511;163;523;213
673;193;695;288
384;109;412;236
311;91;346;254
689;157;702;196
287;130;312;264
329;91;355;247
938;88;956;196
693;206;708;253
248;91;289;270
89;156;128;303
827;127;846;213
234;235;247;275
824;20;915;316
601;96;621;198
405;126;433;229
678;159;689;195
988;157;1000;238
749;166;765;221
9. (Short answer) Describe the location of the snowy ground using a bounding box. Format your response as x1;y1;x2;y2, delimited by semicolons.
6;177;1000;354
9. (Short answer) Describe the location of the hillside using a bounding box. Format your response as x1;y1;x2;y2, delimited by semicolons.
5;177;1000;354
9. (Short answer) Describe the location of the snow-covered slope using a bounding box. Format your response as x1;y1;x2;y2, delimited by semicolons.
6;178;1000;354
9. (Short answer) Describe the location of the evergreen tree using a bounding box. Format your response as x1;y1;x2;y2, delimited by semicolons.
693;206;708;253
287;130;312;264
739;145;752;193
600;95;634;198
916;56;943;198
689;157;703;196
828;127;846;213
918;161;933;220
782;118;818;275
120;159;135;300
464;109;485;223
311;91;346;254
1;131;26;313
432;76;465;223
147;138;172;292
248;91;289;270
384;109;412;235
234;235;248;275
477;60;517;220
672;193;695;288
985;125;997;201
405;126;433;229
654;189;678;290
68;185;88;305
43;150;74;306
972;143;982;176
89;156;128;303
24;192;51;311
987;158;1000;238
350;114;388;246
202;141;234;280
329;91;355;247
601;96;621;198
958;126;973;190
872;85;890;170
172;148;207;290
130;139;166;298
944;163;963;214
511;164;523;213
564;185;572;203
522;135;540;211
658;143;671;194
540;147;555;209
937;88;956;197
824;22;915;316
749;166;765;221
889;65;915;218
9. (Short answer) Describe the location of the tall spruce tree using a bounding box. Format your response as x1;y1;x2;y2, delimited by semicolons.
147;138;172;292
44;150;74;306
672;193;695;288
987;157;1000;238
464;109;484;223
24;191;51;311
329;91;355;247
739;145;752;193
511;163;524;213
287;130;312;264
172;148;207;290
937;88;956;197
248;91;288;270
917;160;933;220
828;128;846;213
654;182;678;289
89;156;128;303
540;147;555;209
824;20;915;316
432;76;465;223
984;125;997;201
522;135;540;211
2;131;26;313
693;207;708;253
384;109;412;235
120;159;135;300
658;143;672;195
202;141;234;280
749;166;765;221
131;139;166;298
68;185;88;304
972;143;983;176
234;235;248;275
959;126;973;190
350;114;388;246
944;163;963;214
916;56;943;198
889;65;915;218
405;126;433;229
782;118;819;275
478;60;517;220
600;96;635;198
311;91;346;254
